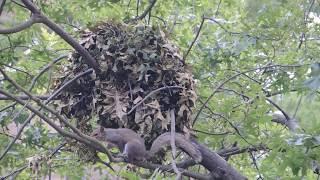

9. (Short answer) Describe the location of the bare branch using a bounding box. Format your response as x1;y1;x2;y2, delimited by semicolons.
192;140;247;180
126;0;157;23
169;109;182;179
217;145;268;157
0;99;30;161
0;165;28;180
0;131;48;149
133;160;211;180
127;86;183;115
192;128;231;136
215;0;222;16
0;68;96;161
0;14;42;34
40;16;100;72
0;143;67;180
0;63;33;77
266;98;290;120
193;64;306;126
15;0;100;72
0;0;6;15
29;54;68;90
249;151;263;179
0;95;53;100
0;102;16;112
183;15;205;62
0;89;111;158
193;69;254;126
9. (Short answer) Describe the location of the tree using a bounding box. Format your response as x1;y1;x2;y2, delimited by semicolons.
0;0;320;179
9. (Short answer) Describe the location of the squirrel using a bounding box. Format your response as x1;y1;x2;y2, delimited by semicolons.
91;127;202;163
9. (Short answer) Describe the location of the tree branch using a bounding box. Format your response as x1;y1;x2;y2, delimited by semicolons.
0;0;6;16
192;140;247;180
0;68;95;161
29;54;68;91
0;14;42;34
193;64;305;126
133;160;211;180
169;109;182;179
183;15;205;62
0;95;54;100
126;0;157;23
0;89;112;158
266;98;290;120
15;0;100;72
127;86;183;115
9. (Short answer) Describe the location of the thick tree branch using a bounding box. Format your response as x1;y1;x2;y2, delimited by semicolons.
192;140;247;180
133;160;211;180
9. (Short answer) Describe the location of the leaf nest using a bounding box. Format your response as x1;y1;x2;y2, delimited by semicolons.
52;22;196;145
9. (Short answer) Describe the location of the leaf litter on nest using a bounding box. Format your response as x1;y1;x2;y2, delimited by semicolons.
52;22;197;148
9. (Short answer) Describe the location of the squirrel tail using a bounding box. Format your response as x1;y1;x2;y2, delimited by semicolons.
148;132;202;163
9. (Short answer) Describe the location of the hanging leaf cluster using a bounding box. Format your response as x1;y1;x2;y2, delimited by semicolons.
52;22;196;144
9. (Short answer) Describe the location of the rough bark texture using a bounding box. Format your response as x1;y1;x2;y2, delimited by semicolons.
193;140;247;180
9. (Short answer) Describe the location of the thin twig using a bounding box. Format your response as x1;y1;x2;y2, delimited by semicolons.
0;102;16;112
0;69;94;161
17;0;100;72
193;64;305;126
0;132;48;149
265;98;290;120
298;0;315;49
0;165;28;180
127;86;183;115
0;63;33;77
183;16;205;62
136;0;139;16
0;95;55;100
0;14;42;34
0;0;6;16
192;128;230;136
0;99;31;161
0;67;117;161
249;151;263;179
29;55;68;90
0;142;66;180
126;0;157;23
11;0;26;9
170;109;182;179
293;95;302;118
215;0;222;16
